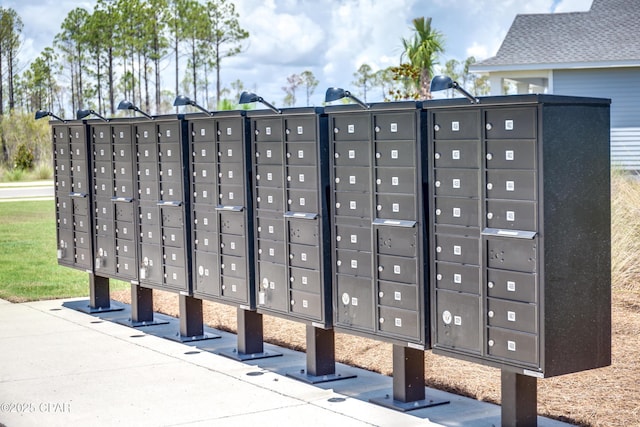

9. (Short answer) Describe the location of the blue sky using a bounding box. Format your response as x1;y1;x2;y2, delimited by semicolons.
5;0;593;107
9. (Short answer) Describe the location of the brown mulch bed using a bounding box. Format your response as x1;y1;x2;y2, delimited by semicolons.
111;288;640;427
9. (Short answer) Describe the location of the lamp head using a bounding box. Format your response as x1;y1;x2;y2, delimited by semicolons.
238;91;281;114
173;95;212;115
76;109;109;121
430;75;479;103
324;87;369;109
35;110;65;122
117;100;153;119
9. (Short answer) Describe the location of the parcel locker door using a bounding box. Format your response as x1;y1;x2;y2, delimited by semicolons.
94;236;115;274
257;262;288;311
57;228;75;265
140;244;163;284
435;290;481;353
194;251;220;297
335;275;374;330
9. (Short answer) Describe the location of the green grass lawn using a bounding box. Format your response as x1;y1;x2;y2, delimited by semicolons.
0;200;128;302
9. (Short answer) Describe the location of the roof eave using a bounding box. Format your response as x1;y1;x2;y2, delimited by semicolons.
471;59;640;74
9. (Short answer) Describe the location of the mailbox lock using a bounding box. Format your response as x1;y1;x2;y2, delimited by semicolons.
335;177;340;183
375;152;381;159
376;179;382;185
487;212;493;219
488;339;495;347
378;266;384;272
220;243;225;249
262;278;269;289
289;254;294;259
379;317;385;324
336;202;341;208
374;126;381;133
488;281;495;289
286;152;291;158
488;310;495;318
436;246;442;253
434;124;440;131
336;235;342;242
287;176;292;182
487;183;493;190
379;291;384;298
337;260;342;266
436;274;442;280
334;127;339;134
486;123;493;130
434;153;441;159
254;129;260;135
285;128;291;135
435;209;441;216
377;205;382;211
435;181;441;187
486;153;493;160
334;153;339;158
290;299;295;305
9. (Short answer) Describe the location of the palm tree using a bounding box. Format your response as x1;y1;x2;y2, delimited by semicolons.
401;17;444;99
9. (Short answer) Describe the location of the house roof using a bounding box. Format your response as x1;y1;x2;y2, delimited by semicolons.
473;0;640;70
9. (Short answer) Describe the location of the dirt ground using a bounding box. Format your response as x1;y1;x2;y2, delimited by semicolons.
110;287;640;427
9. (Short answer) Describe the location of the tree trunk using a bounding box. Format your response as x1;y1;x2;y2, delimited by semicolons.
108;47;114;115
420;68;431;100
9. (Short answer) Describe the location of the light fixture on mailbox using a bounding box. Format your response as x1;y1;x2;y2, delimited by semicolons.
76;109;109;121
117;100;154;120
238;91;281;114
430;75;479;103
173;95;213;116
324;87;369;110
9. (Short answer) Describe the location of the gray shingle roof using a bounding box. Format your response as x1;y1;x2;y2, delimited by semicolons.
474;0;640;67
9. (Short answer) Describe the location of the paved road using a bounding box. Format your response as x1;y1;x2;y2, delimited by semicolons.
0;181;54;202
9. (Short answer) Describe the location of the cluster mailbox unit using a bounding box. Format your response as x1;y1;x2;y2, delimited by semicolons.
46;89;611;426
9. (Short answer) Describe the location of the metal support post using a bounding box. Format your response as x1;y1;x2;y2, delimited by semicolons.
165;295;219;342
501;370;538;427
218;308;281;361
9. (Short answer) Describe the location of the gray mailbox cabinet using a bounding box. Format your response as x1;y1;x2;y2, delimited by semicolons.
91;119;139;282
52;121;93;271
427;94;611;378
249;108;332;327
135;116;192;294
186;112;255;307
326;102;429;348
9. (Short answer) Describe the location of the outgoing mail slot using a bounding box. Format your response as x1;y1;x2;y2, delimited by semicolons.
432;110;480;140
218;141;243;163
218;164;244;186
336;249;372;277
193;206;217;232
375;193;416;221
375;167;415;194
140;222;161;245
191;120;216;142
287;189;318;213
256;186;284;211
162;227;184;249
334;166;370;192
434;169;480;198
194;229;217;252
139;204;159;225
254;118;283;142
487;327;538;366
485;107;536;140
334;191;372;218
335;223;372;251
285;141;317;166
374;112;415;141
332;115;370;141
288;219;319;246
486;237;537;273
257;239;286;264
192;162;216;184
158;142;181;160
221;276;248;301
435;197;480;227
378;281;418;311
285;117;316;142
375;140;416;167
289;266;321;291
256;215;285;241
435;234;480;265
158;123;180;143
289;243;320;269
486;170;536;201
435;262;481;294
219;211;246;235
487;298;537;334
218;184;243;206
290;290;321;319
376;225;417;258
434;140;480;168
194;250;220;296
220;233;246;257
486;200;537;231
161;206;183;228
435;290;481;353
286;165;317;190
255;165;284;188
377;254;417;285
257;262;288;311
220;254;246;279
333;141;371;166
486;139;536;170
254;141;283;164
336;274;374;330
487;269;536;303
377;306;419;339
217;118;243;142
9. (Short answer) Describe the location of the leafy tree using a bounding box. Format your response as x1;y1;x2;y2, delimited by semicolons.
0;7;23;115
400;17;444;99
282;74;303;107
300;70;318;106
352;64;374;103
203;0;249;109
372;67;394;102
55;8;90;112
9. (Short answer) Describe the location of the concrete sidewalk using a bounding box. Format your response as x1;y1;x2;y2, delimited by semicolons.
0;298;573;427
